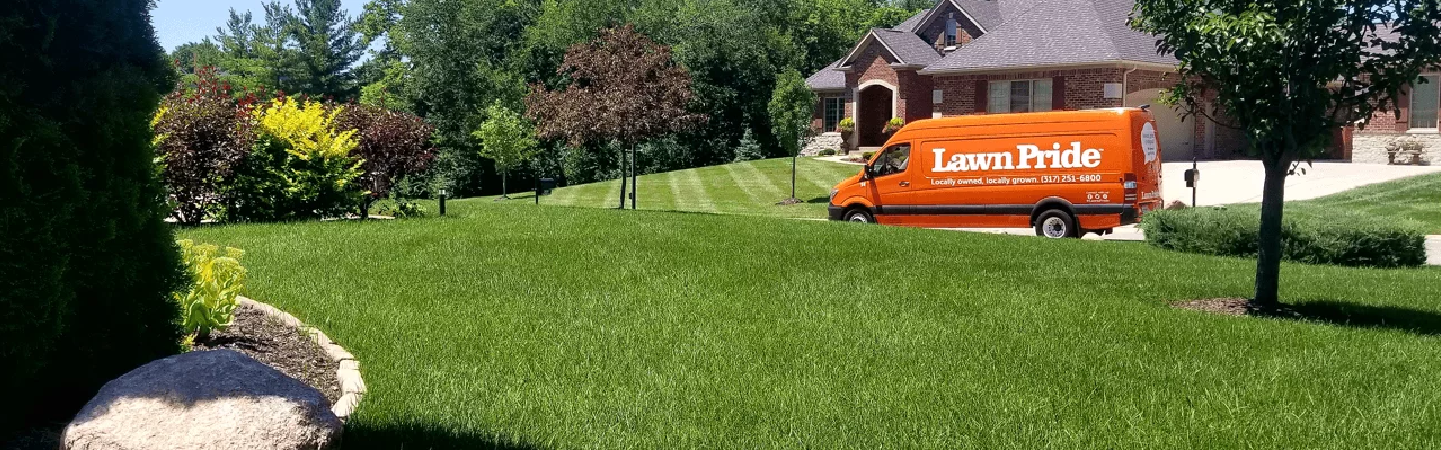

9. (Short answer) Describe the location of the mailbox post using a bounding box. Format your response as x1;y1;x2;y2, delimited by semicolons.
1184;160;1200;208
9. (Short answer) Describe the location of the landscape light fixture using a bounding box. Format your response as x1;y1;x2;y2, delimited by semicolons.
439;189;447;217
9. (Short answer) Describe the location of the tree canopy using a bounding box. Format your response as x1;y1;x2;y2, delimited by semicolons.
170;0;929;195
1132;0;1441;305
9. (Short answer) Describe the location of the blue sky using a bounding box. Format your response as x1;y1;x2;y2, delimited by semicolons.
151;0;369;52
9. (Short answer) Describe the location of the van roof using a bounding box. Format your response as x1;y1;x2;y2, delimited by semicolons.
900;108;1146;133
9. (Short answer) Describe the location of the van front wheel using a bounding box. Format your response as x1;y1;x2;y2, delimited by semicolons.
844;208;874;224
1035;210;1078;239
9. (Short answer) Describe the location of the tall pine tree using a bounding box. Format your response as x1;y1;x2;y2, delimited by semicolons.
291;0;364;99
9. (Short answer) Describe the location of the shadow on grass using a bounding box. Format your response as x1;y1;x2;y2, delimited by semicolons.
804;196;831;204
342;421;539;450
1285;300;1441;336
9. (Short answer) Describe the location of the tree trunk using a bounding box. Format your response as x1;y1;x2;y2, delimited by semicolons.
617;147;628;209
630;146;637;210
501;169;507;199
1253;161;1289;306
791;153;798;200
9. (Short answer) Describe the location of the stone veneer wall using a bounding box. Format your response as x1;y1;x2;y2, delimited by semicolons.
1352;132;1439;165
802;133;845;156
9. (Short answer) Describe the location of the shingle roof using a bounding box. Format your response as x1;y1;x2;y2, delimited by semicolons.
920;0;1176;74
869;28;943;66
805;59;846;91
893;8;930;32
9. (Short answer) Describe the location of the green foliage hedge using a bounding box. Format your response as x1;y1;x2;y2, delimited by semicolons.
1141;208;1427;268
0;0;185;439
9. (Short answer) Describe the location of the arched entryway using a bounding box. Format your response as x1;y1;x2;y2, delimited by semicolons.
1127;88;1195;160
857;84;895;148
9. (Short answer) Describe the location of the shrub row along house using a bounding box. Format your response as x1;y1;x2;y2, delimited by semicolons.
806;0;1428;164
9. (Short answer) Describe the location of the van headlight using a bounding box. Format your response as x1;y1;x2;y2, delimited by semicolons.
830;188;839;200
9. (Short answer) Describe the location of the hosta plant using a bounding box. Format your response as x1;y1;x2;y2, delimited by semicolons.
174;240;247;345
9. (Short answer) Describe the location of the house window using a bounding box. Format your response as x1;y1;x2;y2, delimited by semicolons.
823;97;845;133
933;89;944;104
989;79;1054;113
945;14;958;47
1411;75;1440;130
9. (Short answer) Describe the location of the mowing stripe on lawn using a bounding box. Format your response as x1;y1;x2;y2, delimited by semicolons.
723;163;771;205
736;161;787;198
671;169;718;213
799;160;849;197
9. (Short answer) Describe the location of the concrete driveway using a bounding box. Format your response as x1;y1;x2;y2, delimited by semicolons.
943;161;1441;265
1161;160;1441;207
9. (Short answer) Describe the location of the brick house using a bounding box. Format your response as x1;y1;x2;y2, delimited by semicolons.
1347;27;1441;165
805;0;1250;161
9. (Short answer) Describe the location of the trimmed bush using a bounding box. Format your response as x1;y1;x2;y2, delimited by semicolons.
226;98;364;221
335;104;436;203
0;0;185;438
1141;208;1427;268
819;149;838;156
152;67;255;225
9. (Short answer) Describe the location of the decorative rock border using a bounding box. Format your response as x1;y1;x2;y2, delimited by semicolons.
238;297;367;421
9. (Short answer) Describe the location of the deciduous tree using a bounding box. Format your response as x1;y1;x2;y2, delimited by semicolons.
473;101;538;199
769;68;817;203
1132;0;1441;306
526;24;706;209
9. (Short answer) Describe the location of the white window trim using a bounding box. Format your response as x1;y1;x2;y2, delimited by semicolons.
1409;74;1440;132
988;79;1054;114
822;97;845;132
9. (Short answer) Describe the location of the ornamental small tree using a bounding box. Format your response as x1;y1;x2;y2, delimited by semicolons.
769;68;818;204
526;24;706;210
474;101;538;199
1131;0;1441;306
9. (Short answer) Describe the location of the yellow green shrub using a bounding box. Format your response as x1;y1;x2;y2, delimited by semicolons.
253;97;361;161
174;240;247;344
226;98;366;221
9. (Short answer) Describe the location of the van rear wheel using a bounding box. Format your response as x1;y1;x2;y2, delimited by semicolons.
844;208;874;223
1035;210;1078;239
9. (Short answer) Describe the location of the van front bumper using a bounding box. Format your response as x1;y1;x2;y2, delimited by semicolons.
828;205;846;221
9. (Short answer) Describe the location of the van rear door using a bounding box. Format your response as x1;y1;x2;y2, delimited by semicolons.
1133;111;1165;212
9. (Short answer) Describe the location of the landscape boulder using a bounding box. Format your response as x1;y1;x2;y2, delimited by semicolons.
62;349;341;450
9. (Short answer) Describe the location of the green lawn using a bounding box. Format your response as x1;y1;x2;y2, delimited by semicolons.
181;204;1441;449
502;157;861;220
1281;172;1441;234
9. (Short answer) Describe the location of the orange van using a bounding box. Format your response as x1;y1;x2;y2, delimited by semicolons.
828;108;1164;238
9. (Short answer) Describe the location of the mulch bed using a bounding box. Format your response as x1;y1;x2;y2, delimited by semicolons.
776;198;804;206
1170;298;1301;318
192;304;341;404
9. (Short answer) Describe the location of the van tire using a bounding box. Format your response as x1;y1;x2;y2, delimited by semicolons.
844;208;874;224
1035;210;1078;239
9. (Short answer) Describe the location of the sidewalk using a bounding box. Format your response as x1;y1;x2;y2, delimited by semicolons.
1430;236;1441;266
